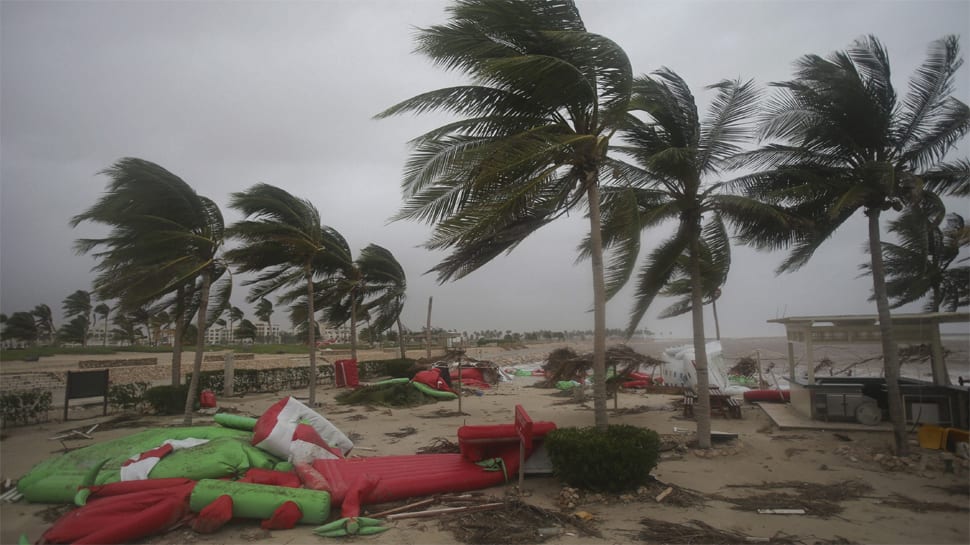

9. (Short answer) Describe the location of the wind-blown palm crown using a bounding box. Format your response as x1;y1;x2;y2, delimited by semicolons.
734;35;969;455
71;157;228;422
377;0;633;430
226;183;341;406
588;68;777;447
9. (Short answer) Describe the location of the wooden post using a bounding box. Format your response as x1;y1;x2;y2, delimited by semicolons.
425;296;433;359
223;352;235;397
805;325;815;384
514;405;533;489
457;351;463;415
929;322;950;386
756;350;765;389
787;341;796;382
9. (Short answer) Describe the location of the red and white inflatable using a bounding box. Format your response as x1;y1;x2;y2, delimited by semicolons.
252;397;353;463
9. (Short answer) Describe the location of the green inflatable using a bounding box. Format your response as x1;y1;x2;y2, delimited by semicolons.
17;426;280;503
190;479;331;524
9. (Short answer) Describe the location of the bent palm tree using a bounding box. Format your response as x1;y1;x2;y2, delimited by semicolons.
864;196;969;313
590;69;783;448
357;245;408;359
62;290;93;346
94;303;110;346
226;184;336;406
736;35;970;455
72;157;228;424
32;304;56;346
377;0;633;429
255;298;274;343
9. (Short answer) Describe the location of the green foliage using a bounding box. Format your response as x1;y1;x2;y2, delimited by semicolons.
0;389;53;427
108;382;150;411
335;381;436;407
359;358;417;379
145;384;197;415
545;425;661;492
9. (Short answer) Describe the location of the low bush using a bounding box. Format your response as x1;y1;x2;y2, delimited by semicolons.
108;382;150;412
144;384;197;415
359;358;417;379
0;389;53;427
545;424;661;492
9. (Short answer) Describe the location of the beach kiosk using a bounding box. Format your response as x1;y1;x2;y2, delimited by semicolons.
768;312;969;428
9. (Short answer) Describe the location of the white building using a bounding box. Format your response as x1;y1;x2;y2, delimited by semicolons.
256;322;281;343
205;326;229;345
320;325;354;344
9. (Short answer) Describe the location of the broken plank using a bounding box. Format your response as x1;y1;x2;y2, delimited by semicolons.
386;502;504;520
655;487;674;503
757;508;806;515
367;498;436;518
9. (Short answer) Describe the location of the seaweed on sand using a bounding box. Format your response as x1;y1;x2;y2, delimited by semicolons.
335;381;439;407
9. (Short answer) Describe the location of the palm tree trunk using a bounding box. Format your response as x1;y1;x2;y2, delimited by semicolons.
425;296;433;359
586;181;609;431
103;313;109;347
711;297;721;341
306;263;318;406
183;271;211;426
397;317;406;359
350;291;358;361
172;287;186;385
868;210;907;455
689;217;712;449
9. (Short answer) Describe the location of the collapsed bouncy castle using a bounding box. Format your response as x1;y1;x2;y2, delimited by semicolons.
15;395;555;543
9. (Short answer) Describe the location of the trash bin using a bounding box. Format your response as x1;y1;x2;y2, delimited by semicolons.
335;359;359;388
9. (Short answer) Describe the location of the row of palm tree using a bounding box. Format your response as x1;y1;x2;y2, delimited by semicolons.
70;167;409;421
376;0;968;453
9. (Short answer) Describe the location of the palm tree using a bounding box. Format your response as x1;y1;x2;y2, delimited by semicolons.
228;306;244;344
71;157;228;425
357;245;408;358
31;304;56;346
736;35;970;455
255;298;274;343
235;319;257;343
1;311;38;345
62;290;93;346
94;303;110;346
591;69;779;448
376;0;634;430
864;196;969;313
654;227;731;340
313;243;406;361
226;183;340;407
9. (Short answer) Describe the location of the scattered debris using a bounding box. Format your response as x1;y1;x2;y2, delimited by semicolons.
728;356;759;377
717;480;872;518
610;405;652;416
833;433;853;442
416;437;461;454
926;483;970;496
655;487;673;503
637;517;798;544
758;508;806;515
421;408;469;418
879;493;970;513
440;498;602;544
535;345;659;393
385;426;417;438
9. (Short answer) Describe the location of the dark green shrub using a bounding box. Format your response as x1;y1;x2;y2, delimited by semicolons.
0;389;53;427
108;382;150;412
545;424;661;492
144;384;198;415
359;358;417;379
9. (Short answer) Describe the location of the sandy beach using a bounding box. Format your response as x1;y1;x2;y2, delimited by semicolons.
1;337;968;545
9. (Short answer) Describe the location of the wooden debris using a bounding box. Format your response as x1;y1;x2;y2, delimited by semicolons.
386;502;504;520
367;497;436;518
757;508;806;515
655;487;674;503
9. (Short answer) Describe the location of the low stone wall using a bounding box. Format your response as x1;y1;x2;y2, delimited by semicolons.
79;357;157;369
203;353;255;362
0;372;64;391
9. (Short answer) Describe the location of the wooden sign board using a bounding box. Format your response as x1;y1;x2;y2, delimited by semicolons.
64;369;109;421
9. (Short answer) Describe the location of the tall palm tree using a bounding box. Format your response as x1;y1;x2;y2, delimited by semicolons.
228;306;244;344
226;183;340;407
71;157;228;425
357;245;408;359
255;298;274;343
2;311;38;345
31;304;56;346
314;243;406;360
377;0;634;429
736;36;969;455
94;303;110;346
591;69;781;448
62;290;93;346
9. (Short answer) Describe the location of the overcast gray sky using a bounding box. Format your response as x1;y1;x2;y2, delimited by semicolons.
2;0;968;339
